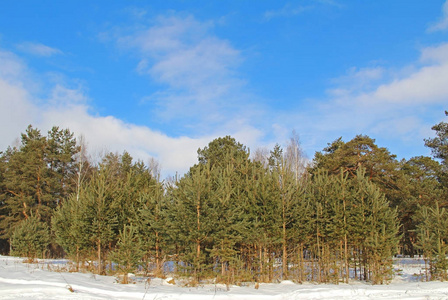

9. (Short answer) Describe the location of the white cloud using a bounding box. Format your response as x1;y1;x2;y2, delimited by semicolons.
372;64;448;104
420;43;448;63
0;62;205;175
16;42;62;57
40;98;210;174
0;46;262;177
3;8;446;175
0;50;27;82
367;43;448;105
273;42;448;159
327;43;448;108
0;79;37;147
116;15;246;126
0;50;37;147
428;0;448;32
0;74;206;176
40;91;265;175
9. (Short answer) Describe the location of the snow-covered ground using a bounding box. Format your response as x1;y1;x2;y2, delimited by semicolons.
1;256;448;299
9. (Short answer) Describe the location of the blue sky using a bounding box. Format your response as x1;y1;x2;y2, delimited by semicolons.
1;1;448;176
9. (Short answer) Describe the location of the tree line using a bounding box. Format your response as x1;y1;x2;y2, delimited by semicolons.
0;111;447;284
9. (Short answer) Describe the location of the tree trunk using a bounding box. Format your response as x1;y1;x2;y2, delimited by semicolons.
259;244;263;281
97;239;102;275
155;231;161;274
282;220;288;279
76;245;80;272
344;235;349;283
298;243;304;283
36;171;42;217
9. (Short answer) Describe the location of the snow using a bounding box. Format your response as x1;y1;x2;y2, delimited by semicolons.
1;256;448;299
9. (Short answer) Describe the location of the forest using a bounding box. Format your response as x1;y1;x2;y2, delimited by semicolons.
0;111;447;285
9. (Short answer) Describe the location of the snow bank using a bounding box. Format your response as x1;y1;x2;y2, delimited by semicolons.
1;255;448;299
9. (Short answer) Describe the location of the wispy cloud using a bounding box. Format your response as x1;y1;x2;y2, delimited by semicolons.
264;0;341;20
16;42;62;57
0;50;27;82
428;0;448;32
113;12;448;160
124;7;147;19
282;43;448;157
115;15;257;132
264;3;310;20
3;5;447;177
328;66;386;97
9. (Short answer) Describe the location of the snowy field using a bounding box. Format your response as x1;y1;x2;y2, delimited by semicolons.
1;256;448;299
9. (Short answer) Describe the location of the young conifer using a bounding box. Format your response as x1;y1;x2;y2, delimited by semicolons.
110;224;145;284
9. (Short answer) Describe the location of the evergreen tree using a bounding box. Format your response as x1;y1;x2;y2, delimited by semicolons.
356;172;400;284
138;176;167;275
197;135;249;168
425;110;448;169
169;163;214;281
423;110;448;209
83;166;119;274
401;156;443;255
53;152;158;275
110;224;145;284
248;164;280;282
0;125;79;243
414;205;433;281
269;151;298;280
10;216;50;260
415;202;448;281
208;155;248;283
0;129;415;285
2;126;49;234
311;135;403;197
306;168;400;283
415;111;448;281
168;136;255;283
46;126;80;203
311;135;408;253
52;192;90;271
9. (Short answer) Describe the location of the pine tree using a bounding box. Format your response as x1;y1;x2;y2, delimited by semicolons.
1;126;49;235
138;176;167;276
401;156;443;255
416;202;448;281
10;215;50;260
425;110;448;169
52;192;90;271
0;151;7;253
352;169;400;284
239;160;276;282
0;125;79;246
46;126;79;203
311;135;404;204
415;206;433;281
110;224;145;284
208;156;248;283
270;157;298;280
169;163;214;282
83;167;119;274
197;135;249;169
